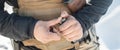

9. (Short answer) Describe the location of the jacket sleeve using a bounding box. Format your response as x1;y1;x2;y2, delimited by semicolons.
73;0;113;38
0;0;38;41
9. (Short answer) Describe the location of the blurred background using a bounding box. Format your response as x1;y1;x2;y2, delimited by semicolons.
96;0;120;50
0;0;120;50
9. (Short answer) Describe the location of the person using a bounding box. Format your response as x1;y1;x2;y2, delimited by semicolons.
0;0;113;50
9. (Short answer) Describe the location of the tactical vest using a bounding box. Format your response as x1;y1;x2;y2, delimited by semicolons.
17;0;78;50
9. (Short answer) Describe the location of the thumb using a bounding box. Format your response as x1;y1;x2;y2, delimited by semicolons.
47;11;69;26
47;16;62;26
60;11;69;18
49;32;61;41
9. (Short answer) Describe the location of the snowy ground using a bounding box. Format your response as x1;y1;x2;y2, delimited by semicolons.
0;0;120;50
0;35;13;50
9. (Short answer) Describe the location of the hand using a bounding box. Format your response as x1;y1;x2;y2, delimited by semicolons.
33;16;63;44
59;11;83;41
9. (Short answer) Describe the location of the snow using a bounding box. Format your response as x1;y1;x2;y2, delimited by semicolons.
0;35;13;50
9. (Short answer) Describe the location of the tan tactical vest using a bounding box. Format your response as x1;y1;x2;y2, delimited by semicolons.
18;0;71;21
18;0;77;50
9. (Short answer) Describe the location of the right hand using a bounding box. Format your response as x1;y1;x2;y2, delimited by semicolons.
33;11;68;44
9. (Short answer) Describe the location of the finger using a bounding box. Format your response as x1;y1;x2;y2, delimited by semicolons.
53;27;59;33
69;15;76;20
69;34;82;41
62;23;78;36
59;18;77;31
64;29;79;39
60;11;70;18
69;30;83;41
62;21;83;36
47;16;62;26
47;11;69;26
49;32;61;41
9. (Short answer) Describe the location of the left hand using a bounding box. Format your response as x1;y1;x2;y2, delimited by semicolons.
59;11;83;41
